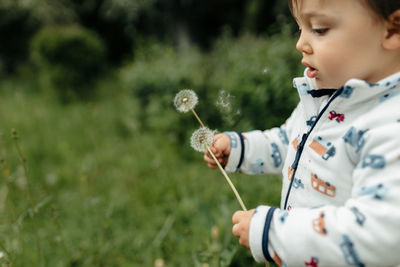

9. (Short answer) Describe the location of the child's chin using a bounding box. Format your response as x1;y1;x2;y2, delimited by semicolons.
315;79;327;89
316;79;340;90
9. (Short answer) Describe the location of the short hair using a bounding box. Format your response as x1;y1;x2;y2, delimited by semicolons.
288;0;400;20
365;0;400;20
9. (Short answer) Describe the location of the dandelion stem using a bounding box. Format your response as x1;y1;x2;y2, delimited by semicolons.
191;109;205;128
11;129;43;265
206;146;247;211
11;129;34;205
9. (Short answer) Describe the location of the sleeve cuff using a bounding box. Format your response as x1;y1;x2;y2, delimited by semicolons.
224;132;244;173
249;205;278;263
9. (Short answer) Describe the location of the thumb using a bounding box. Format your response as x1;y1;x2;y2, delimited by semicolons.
214;133;231;156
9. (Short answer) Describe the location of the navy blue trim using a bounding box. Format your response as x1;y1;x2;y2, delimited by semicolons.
262;207;278;262
307;89;336;97
291;134;307;170
236;132;245;171
283;87;344;210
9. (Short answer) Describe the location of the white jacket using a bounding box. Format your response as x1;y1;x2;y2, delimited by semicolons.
225;71;400;266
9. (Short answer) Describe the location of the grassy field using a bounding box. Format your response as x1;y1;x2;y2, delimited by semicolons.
0;78;282;266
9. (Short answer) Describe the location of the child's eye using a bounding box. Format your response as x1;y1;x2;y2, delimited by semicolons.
312;28;328;35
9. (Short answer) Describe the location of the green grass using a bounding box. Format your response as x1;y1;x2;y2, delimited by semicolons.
0;79;282;266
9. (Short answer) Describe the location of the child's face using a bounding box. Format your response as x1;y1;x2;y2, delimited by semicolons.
292;0;389;88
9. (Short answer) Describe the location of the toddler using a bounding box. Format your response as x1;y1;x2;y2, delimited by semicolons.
204;0;400;266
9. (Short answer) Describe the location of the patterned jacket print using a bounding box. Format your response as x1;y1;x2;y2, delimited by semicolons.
224;71;400;266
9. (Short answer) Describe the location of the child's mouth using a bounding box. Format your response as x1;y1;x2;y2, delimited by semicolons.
306;67;318;79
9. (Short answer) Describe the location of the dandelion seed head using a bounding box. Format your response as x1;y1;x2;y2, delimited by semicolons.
174;89;198;113
190;127;215;152
216;90;233;112
216;90;240;126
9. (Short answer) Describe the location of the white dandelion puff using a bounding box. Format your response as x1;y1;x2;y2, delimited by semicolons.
216;90;240;126
190;127;215;152
216;90;233;112
174;90;247;211
174;89;198;113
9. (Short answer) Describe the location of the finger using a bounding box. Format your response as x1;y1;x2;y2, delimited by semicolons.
232;210;243;224
203;154;215;164
232;224;240;237
205;146;220;160
239;237;249;248
209;146;221;158
207;163;217;169
204;153;224;167
205;159;222;169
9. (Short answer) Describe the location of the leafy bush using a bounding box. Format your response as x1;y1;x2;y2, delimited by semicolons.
207;29;302;131
122;29;303;147
0;3;40;73
30;25;106;102
121;43;206;152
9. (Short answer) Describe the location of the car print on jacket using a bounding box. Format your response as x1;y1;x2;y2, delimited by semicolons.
251;158;264;174
279;211;289;223
343;127;369;153
312;211;327;235
287;166;304;190
292;178;304;189
350;207;366;226
328;111;345;122
309;136;336;160
279;127;289;145
306;116;317;127
340;235;365;267
311;173;336;198
358;154;385;169
379;90;400;102
340;85;354;99
292;136;300;151
271;143;282;168
225;132;238;148
305;257;319;267
288;166;294;181
358;183;388;200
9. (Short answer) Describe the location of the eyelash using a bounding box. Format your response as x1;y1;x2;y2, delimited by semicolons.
297;28;328;35
311;28;328;35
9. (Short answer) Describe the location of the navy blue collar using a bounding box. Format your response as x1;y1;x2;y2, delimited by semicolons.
307;89;337;98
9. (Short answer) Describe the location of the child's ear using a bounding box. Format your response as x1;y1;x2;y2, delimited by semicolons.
383;10;400;50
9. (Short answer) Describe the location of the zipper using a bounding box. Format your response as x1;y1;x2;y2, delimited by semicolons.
283;87;344;210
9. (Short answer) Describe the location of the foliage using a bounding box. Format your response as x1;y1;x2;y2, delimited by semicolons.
0;79;281;266
122;30;303;147
120;43;205;160
30;25;106;102
0;3;40;73
207;28;302;131
0;0;295;72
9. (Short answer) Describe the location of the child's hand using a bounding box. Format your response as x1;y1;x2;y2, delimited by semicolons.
203;133;231;169
232;209;255;248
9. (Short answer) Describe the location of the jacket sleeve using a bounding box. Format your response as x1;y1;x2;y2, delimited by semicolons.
224;103;302;174
249;120;400;266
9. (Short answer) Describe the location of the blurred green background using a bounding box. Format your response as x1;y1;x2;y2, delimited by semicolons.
0;0;303;266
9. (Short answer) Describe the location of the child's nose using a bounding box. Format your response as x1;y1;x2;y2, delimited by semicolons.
296;33;313;54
